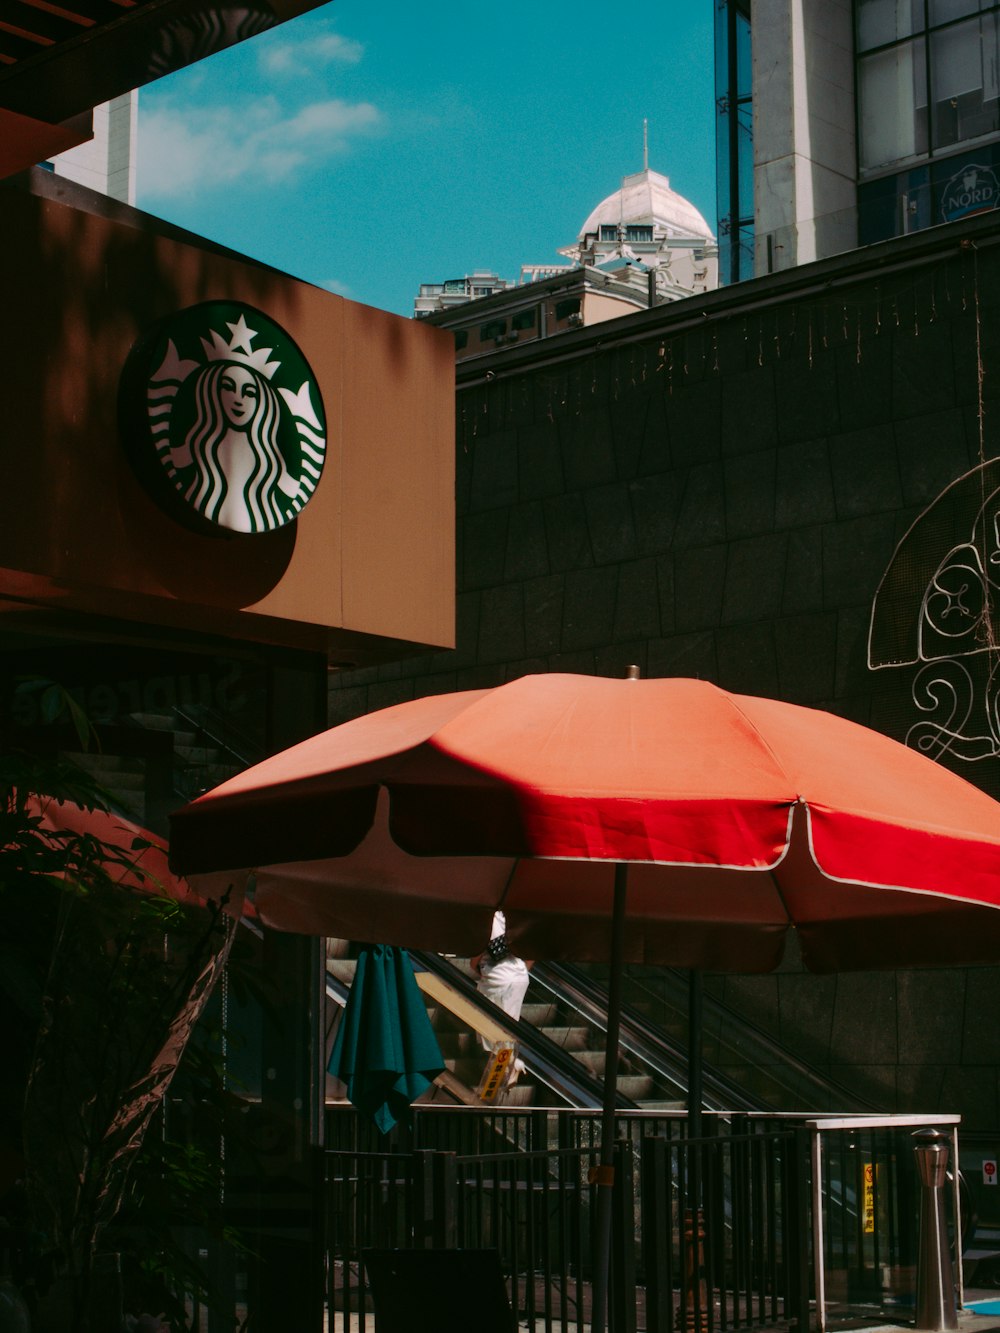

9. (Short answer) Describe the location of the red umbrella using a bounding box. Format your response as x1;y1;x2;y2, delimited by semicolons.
168;672;1000;1333
28;794;249;917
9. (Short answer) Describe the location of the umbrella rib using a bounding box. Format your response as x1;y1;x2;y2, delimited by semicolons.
496;856;521;908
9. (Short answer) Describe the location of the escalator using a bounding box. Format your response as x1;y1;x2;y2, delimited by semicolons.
326;946;878;1117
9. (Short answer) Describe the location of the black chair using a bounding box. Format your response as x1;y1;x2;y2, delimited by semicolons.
362;1247;515;1333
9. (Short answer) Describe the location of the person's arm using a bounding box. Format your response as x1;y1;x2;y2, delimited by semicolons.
469;953;484;975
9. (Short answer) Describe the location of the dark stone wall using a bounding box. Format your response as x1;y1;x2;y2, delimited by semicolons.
330;216;1000;1129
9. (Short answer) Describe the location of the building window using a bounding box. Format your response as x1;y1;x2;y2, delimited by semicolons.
511;309;537;331
859;37;928;168
857;0;922;53
930;12;1000;149
554;298;581;321
480;319;507;340
473;286;493;296
454;330;469;350
599;225;619;241
856;0;1000;239
625;225;654;241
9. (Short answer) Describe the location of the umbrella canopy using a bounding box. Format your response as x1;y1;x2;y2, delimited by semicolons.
170;672;1000;1333
170;673;1000;971
27;794;210;908
328;944;445;1134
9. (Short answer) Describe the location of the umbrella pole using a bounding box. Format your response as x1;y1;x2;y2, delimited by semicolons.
592;862;628;1333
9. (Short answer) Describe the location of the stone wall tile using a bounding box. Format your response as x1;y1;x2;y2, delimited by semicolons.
675;462;727;546
725;450;777;538
822;514;899;606
562;566;618;650
891;321;956;421
517;420;565;501
634;391;671;476
462;509;509;589
721;366;778;455
675;543;728;630
655;553;676;633
478;585;525;663
774;613;838;702
630;474;682;555
543;493;594;572
782;526;825;613
775;439;836;528
504;501;550;581
722;534;788;624
666;380;722;465
830;424;903;517
585;483;638;564
896;409;975;504
613;558;661;642
834;334;893;430
523;574;565;656
560;407;616;490
647;631;718;680
715;623;779;696
468;427;518;511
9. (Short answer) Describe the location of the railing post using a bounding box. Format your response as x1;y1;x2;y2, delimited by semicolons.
413;1149;458;1248
641;1136;673;1333
610;1137;638;1333
784;1128;812;1331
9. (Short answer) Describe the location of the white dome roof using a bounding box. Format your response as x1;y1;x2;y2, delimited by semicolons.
579;168;715;242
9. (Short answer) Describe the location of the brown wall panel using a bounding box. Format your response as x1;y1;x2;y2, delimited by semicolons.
0;183;455;662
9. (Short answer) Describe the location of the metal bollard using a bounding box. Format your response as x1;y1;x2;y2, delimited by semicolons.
912;1129;958;1332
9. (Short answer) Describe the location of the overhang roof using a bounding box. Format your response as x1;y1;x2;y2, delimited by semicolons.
0;0;327;124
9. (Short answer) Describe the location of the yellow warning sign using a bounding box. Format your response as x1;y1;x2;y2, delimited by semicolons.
478;1043;515;1102
863;1162;878;1234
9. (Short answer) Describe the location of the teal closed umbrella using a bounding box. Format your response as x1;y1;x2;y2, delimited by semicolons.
328;944;444;1134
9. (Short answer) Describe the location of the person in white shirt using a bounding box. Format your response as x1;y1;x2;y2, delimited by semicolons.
470;910;533;1079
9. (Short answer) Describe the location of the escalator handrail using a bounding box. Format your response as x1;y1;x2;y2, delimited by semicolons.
531;961;758;1112
542;960;879;1114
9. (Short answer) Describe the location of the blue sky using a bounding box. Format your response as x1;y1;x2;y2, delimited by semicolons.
137;2;717;318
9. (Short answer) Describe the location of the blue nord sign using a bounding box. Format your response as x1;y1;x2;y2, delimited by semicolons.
941;163;1000;223
122;301;328;535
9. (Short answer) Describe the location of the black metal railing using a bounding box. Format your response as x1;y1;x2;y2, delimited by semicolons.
323;1108;807;1333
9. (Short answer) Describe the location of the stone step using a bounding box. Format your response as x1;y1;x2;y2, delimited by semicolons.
537;1025;590;1051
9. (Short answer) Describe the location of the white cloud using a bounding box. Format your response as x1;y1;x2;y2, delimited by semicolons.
138;95;380;199
319;277;353;297
259;29;364;75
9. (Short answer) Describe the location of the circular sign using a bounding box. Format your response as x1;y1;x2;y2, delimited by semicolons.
122;301;327;535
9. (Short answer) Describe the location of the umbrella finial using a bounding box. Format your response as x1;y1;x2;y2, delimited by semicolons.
625;664;641;680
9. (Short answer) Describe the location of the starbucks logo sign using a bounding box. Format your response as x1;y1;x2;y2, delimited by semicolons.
123;301;327;534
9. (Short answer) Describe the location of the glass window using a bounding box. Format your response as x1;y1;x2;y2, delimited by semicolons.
480;320;506;340
454;330;469;350
859;38;928;168
511;309;537;331
931;13;1000;147
929;0;981;26
599;225;619;241
625;225;654;241
554;298;581;321
857;0;923;52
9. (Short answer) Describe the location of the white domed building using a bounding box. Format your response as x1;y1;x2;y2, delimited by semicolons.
560;163;719;299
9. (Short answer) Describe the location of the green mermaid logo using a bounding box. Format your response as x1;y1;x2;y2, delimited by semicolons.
138;302;326;534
